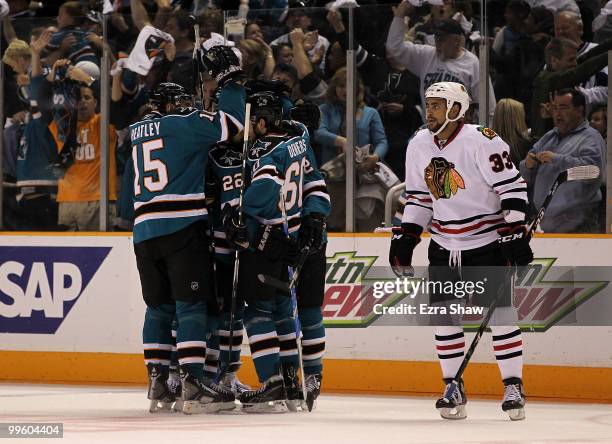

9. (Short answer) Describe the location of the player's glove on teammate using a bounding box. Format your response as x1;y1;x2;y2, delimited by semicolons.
222;205;249;251
388;223;422;277
255;224;300;266
298;213;327;253
497;222;533;266
199;45;243;87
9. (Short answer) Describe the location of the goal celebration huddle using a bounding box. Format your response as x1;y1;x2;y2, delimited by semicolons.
131;43;596;420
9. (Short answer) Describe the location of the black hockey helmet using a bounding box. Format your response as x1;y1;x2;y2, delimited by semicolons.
289;99;321;132
248;91;283;129
149;82;188;112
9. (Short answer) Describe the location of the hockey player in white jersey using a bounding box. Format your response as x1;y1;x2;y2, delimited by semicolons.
389;82;533;421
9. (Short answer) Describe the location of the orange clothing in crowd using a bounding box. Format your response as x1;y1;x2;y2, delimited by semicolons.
50;114;118;202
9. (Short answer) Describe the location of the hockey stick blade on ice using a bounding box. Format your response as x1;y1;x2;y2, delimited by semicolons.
440;165;600;416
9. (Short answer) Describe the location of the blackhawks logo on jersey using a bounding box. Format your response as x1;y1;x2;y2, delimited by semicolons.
477;126;498;140
424;157;465;199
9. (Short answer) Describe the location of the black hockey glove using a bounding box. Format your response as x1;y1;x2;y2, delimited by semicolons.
289;100;321;133
254;224;300;266
388;223;422;277
497;222;533;267
199;45;243;87
222;205;249;251
298;213;327;253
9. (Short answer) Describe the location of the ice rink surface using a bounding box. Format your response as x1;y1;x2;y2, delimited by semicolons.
1;384;612;444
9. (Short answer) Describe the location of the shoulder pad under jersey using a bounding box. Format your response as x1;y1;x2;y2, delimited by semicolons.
209;146;243;168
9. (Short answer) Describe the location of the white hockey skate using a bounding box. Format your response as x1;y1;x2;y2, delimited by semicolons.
436;378;467;420
502;378;526;421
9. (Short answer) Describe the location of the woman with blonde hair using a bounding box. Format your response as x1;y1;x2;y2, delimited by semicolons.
237;38;274;80
492;98;534;168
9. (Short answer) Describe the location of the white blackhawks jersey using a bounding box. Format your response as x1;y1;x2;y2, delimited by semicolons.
402;123;528;251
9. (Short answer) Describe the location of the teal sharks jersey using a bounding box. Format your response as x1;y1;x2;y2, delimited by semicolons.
207;145;243;264
130;82;245;243
243;121;330;242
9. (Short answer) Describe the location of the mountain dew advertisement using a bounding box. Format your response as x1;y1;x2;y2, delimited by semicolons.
321;251;609;332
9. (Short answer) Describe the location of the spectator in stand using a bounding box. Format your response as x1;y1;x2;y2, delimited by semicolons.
130;0;195;91
315;67;388;166
239;0;288;37
53;80;119;231
287;26;327;103
2;39;30;120
44;1;99;66
386;0;496;121
315;68;389;231
2;0;43;43
589;104;607;140
199;7;225;41
271;4;329;70
161;10;197;89
491;1;539;103
273;42;293;65
554;10;608;106
237;38;274;80
493;0;531;59
525;5;555;45
14;29;60;230
492;98;534;169
520;88;604;233
271;62;298;97
406;0;456;46
593;1;612;43
531;35;612;138
245;22;264;41
376;61;423;180
525;0;580;14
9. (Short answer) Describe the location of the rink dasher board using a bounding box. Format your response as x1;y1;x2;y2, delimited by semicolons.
0;233;611;401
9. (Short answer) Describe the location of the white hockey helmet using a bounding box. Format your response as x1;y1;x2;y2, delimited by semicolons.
424;82;470;136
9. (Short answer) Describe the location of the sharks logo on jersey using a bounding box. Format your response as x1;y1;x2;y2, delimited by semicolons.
210;145;242;168
249;141;274;159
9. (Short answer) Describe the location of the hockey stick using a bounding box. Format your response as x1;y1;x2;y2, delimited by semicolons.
221;103;252;381
257;244;310;293
441;165;600;406
192;25;205;104
279;187;309;410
